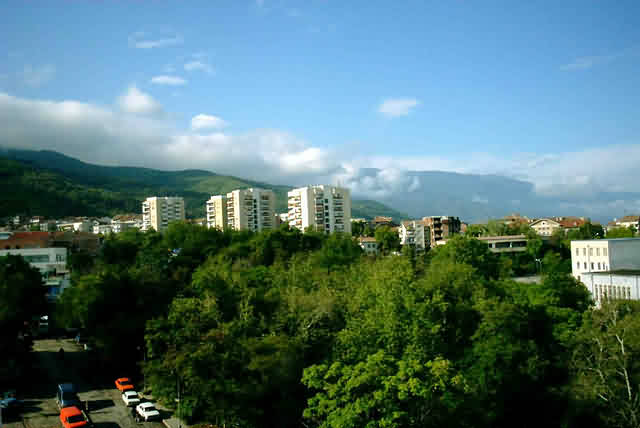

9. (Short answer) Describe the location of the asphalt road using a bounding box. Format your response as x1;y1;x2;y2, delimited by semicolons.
3;338;166;428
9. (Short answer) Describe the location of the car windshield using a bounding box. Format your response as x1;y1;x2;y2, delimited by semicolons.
143;405;157;412
67;414;85;423
126;392;138;399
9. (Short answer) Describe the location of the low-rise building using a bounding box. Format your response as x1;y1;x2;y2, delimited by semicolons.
477;235;528;253
398;220;430;251
580;271;640;308
358;237;379;255
571;238;640;281
607;215;640;232
529;218;561;236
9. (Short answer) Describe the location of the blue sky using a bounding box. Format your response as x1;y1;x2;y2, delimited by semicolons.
1;0;639;201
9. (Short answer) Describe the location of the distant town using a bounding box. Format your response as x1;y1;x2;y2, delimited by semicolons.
1;184;639;309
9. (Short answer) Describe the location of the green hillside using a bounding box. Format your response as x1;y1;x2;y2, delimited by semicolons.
0;149;407;220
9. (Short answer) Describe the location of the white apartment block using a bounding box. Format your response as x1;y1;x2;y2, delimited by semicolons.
206;195;228;230
226;188;275;232
287;185;352;234
571;238;640;281
142;196;186;232
399;220;430;251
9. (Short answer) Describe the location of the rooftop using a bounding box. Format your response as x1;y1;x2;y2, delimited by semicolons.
583;270;640;276
477;234;527;241
571;238;640;243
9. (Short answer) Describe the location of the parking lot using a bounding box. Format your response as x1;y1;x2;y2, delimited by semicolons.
4;338;167;428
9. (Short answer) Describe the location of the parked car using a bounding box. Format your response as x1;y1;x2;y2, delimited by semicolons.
59;406;91;428
121;391;140;407
0;397;23;417
56;383;82;410
115;378;134;392
136;402;160;421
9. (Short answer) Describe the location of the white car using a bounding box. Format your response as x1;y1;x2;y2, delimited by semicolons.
136;402;160;421
122;390;140;407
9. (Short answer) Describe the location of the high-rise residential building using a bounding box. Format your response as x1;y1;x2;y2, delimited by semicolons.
205;195;228;230
398;220;430;251
226;188;276;232
421;216;461;244
142;196;185;232
287;185;352;234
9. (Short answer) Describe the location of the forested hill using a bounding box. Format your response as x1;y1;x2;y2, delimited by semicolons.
0;149;407;219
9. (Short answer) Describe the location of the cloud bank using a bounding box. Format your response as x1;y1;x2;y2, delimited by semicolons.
1;90;640;217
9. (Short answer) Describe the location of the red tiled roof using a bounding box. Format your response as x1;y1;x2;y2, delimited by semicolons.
0;232;51;249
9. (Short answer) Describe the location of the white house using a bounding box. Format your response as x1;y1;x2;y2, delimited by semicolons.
358;237;379;255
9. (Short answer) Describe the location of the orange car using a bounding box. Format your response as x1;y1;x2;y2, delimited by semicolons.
60;406;89;428
115;378;134;392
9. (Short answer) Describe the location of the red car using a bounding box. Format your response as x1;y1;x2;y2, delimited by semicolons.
115;378;134;392
60;406;89;428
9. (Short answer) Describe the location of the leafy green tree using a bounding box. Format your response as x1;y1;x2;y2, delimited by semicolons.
607;226;636;239
571;301;640;427
0;255;47;386
374;225;400;254
430;234;499;280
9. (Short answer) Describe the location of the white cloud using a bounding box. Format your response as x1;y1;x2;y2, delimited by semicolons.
22;64;56;87
378;98;420;117
117;86;164;116
150;75;187;86
3;91;640;215
128;31;183;49
560;47;639;71
191;114;227;130
184;61;214;75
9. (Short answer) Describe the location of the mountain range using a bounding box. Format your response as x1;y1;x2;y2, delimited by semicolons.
1;148;634;224
0;149;406;220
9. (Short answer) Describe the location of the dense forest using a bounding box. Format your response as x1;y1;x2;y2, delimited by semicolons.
0;224;624;427
0;150;407;219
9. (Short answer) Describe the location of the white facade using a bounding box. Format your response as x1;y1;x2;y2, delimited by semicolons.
580;272;640;308
399;220;429;251
0;247;71;301
571;238;640;280
287;185;351;234
206;195;228;230
477;235;528;253
530;218;561;236
0;247;68;273
226;188;275;232
58;220;93;233
142;196;186;232
93;224;113;235
358;237;379;255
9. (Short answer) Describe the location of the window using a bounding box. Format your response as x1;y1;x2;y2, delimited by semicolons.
589;248;593;256
596;248;600;256
597;262;601;269
583;248;586;256
584;262;587;269
591;263;594;270
576;248;580;256
604;248;608;256
577;262;580;268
